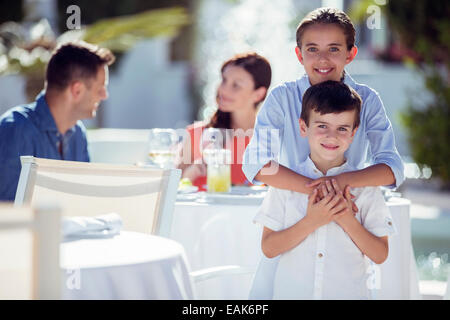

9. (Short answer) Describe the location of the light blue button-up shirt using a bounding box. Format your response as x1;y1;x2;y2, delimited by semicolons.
242;72;404;188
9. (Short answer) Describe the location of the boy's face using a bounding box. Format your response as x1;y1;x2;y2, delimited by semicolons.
295;24;357;85
299;109;358;165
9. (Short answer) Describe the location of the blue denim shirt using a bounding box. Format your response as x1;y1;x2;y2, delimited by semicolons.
0;91;90;201
242;72;405;188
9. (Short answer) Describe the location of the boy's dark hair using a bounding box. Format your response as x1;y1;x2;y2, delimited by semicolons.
207;52;272;129
301;80;362;128
296;7;356;50
46;41;115;91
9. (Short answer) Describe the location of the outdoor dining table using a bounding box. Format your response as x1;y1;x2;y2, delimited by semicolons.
60;231;194;299
170;187;421;300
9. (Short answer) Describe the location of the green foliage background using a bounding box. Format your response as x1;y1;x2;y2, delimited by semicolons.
0;1;194;103
352;0;450;187
384;0;450;188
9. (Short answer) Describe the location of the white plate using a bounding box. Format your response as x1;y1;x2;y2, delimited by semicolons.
177;186;199;194
196;189;267;205
229;186;268;195
176;186;268;205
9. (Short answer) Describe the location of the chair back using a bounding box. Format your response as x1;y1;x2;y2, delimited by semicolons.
15;156;181;237
0;203;61;299
87;128;151;165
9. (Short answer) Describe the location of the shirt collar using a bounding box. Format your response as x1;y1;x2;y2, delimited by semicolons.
343;71;357;87
298;70;356;98
298;156;353;179
33;90;76;137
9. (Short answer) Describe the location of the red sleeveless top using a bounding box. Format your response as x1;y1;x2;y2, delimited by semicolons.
185;122;252;190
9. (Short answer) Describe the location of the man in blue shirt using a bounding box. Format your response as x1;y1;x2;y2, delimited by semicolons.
0;41;115;201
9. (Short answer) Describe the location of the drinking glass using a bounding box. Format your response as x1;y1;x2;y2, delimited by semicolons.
200;128;227;151
148;128;178;168
204;149;231;193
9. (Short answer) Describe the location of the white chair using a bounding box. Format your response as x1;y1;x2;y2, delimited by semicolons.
444;272;450;300
186;212;257;299
15;156;180;237
0;203;61;299
14;157;249;299
86;128;151;165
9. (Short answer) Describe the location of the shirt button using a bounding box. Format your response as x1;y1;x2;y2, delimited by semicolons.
318;253;323;258
388;221;392;226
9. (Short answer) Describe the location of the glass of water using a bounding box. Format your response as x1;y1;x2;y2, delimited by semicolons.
148;128;178;168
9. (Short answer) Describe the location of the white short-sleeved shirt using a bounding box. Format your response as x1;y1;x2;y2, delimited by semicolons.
253;157;396;300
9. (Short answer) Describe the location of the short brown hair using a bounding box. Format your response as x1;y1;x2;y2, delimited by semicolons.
45;41;115;91
301;80;362;129
296;7;356;50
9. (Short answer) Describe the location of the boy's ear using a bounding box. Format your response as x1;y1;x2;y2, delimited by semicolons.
295;46;304;65
346;45;358;64
350;126;358;138
299;118;308;137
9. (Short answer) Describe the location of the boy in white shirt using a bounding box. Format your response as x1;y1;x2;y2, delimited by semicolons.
254;81;395;299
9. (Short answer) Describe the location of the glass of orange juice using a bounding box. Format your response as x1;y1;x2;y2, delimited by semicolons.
203;149;231;193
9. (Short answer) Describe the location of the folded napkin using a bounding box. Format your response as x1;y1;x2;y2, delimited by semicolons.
62;213;123;241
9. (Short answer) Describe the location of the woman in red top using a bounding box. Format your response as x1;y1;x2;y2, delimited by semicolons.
177;52;272;190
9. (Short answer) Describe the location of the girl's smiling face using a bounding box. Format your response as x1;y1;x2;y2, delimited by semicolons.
295;23;357;85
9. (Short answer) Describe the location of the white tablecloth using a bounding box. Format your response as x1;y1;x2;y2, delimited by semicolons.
171;193;421;300
377;197;421;300
61;231;194;299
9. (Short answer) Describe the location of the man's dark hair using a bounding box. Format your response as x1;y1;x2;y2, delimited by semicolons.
45;41;115;91
296;7;356;50
301;80;362;128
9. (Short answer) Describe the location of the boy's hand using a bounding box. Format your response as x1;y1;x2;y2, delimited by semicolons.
305;187;348;229
328;180;356;228
306;176;359;214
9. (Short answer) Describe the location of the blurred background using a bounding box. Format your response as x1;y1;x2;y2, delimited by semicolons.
0;0;449;298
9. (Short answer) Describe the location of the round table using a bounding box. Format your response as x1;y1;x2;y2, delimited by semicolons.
61;231;194;299
171;192;421;300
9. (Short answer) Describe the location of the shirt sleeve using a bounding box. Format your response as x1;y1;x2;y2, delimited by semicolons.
0;120;34;201
242;87;285;184
364;91;405;188
253;187;288;231
356;187;396;238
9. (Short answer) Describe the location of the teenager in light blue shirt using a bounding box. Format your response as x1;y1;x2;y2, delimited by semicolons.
0;41;115;201
243;7;404;196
